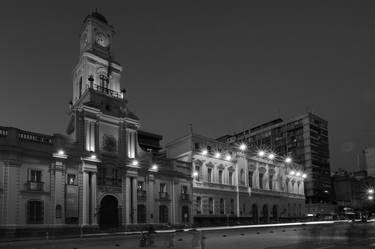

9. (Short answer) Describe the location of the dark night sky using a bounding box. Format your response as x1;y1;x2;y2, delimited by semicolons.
1;1;374;172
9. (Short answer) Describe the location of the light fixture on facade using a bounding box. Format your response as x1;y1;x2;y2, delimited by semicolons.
268;153;275;160
214;152;221;159
239;143;247;151
151;164;158;171
302;173;307;179
285;157;292;164
201;149;208;156
90;154;96;160
296;172;301;177
132;160;139;166
369;195;374;201
290;170;295;176
193;171;199;177
258;150;265;157
58;150;65;156
225;155;232;161
368;189;374;195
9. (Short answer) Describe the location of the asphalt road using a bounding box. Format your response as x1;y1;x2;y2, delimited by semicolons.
1;223;375;249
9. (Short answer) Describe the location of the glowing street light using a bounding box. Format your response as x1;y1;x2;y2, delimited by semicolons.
58;150;65;156
268;153;275;160
239;143;247;151
258;150;265;157
215;152;221;159
225;155;232;161
201;149;208;156
296;172;301;177
132;160;139;166
290;170;295;176
90;154;97;160
368;189;374;194
285;157;292;164
369;195;374;201
302;173;307;179
193;171;199;177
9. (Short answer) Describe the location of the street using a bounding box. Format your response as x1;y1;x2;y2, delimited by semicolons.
1;222;375;249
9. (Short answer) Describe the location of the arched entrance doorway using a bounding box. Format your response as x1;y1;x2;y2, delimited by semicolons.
99;195;118;229
182;206;189;224
252;204;258;224
262;204;269;224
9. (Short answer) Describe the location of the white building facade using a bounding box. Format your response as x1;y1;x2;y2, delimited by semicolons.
166;133;306;225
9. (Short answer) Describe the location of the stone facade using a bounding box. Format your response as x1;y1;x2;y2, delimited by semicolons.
166;133;306;225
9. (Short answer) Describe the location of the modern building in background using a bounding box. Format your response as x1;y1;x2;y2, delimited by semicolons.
218;113;331;210
359;147;375;177
166;133;306;226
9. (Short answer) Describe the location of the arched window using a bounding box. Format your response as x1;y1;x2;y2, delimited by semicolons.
56;205;62;219
259;173;264;189
27;200;43;224
159;205;168;223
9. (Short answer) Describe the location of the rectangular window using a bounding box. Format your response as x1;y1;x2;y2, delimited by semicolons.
229;172;233;185
207;168;212;183
160;183;167;193
269;175;273;190
209;198;214;214
127;130;136;158
219;170;223;184
230;199;234;215
27;200;43;224
248;172;253;187
181;185;188;194
220;199;225;214
197;196;202;214
138;181;144;191
67;174;76;185
259;173;264;189
195;166;201;181
30;170;42;182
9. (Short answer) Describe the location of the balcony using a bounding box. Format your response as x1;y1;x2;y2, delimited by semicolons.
93;84;123;99
137;190;147;200
159;192;170;201
25;181;44;191
180;193;190;201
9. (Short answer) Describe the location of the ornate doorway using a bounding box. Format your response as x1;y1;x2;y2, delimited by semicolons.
99;195;118;229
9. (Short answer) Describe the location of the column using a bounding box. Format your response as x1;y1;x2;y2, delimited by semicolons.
90;173;97;225
132;178;138;224
125;176;131;225
147;174;155;223
82;172;89;225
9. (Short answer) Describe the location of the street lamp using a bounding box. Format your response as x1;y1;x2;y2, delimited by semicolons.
215;152;221;159
225;155;232;161
201;149;208;156
58;150;65;156
132;160;139;166
285;157;292;164
369;196;374;201
302;173;307;179
239;143;247;151
289;170;295;176
268;153;275;160
258;150;265;157
193;171;199;177
368;189;374;195
151;164;158;171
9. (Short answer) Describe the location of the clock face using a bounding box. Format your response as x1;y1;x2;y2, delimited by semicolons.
95;32;109;47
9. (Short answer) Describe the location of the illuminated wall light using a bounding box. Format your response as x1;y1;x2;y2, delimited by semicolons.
258;150;265;157
132;160;139;166
215;152;221;159
201;149;208;156
58;150;65;156
290;171;295;176
239;143;247;151
285;157;292;164
302;173;307;179
193;171;199;177
368;189;374;194
369;196;374;201
151;164;158;171
296;172;301;177
225;155;232;161
90;154;96;159
268;153;275;160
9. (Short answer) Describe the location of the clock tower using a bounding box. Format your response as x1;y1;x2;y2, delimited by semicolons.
66;11;141;226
